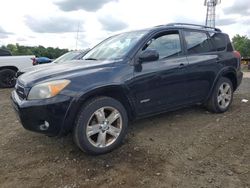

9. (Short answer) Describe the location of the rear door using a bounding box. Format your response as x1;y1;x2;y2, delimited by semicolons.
129;30;189;116
182;29;220;103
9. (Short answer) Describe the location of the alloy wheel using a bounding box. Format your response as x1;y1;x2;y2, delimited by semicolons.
217;82;232;109
86;106;122;148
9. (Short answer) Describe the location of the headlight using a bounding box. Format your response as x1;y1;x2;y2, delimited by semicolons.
28;80;70;100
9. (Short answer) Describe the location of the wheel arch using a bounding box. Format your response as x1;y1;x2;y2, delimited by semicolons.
222;72;237;91
60;85;135;136
206;67;237;102
0;66;18;72
78;85;135;118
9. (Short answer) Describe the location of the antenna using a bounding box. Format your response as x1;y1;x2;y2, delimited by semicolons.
75;22;80;50
204;0;221;27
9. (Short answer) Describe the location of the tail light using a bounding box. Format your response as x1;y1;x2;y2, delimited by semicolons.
233;51;241;69
233;51;241;59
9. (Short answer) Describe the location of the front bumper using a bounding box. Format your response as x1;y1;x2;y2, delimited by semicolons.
11;90;72;136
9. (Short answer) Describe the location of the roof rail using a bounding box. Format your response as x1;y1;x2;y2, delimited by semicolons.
166;23;221;32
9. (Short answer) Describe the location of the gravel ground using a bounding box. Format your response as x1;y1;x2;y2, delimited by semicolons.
244;72;250;78
0;76;250;188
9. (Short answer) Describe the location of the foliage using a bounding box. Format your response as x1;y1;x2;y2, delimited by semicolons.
0;44;69;59
232;34;250;58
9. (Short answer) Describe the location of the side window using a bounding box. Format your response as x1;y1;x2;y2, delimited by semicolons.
208;32;227;51
143;32;182;59
183;31;211;54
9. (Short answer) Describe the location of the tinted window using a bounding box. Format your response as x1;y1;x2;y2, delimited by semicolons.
209;32;227;51
183;31;211;54
144;33;182;59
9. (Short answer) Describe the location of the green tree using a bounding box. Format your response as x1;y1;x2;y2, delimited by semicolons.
1;44;69;59
232;34;250;58
6;44;18;55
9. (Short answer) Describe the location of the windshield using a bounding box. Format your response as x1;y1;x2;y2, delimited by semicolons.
53;51;81;64
83;30;148;61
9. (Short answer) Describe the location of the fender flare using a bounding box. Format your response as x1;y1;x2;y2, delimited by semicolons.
206;66;237;101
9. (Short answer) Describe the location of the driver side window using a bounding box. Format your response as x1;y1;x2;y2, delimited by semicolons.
143;32;182;59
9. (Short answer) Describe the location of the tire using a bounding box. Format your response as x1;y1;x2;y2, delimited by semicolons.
0;69;17;88
206;77;233;113
73;96;128;155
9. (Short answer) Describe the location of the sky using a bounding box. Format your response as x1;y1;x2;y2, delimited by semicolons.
0;0;249;50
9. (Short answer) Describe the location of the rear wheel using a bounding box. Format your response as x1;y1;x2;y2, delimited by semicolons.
73;96;128;155
206;77;233;113
0;69;17;88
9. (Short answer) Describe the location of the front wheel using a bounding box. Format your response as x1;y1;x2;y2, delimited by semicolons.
206;77;233;113
0;69;17;88
73;97;128;155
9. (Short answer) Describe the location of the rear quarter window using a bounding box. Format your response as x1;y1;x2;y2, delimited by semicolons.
208;32;227;51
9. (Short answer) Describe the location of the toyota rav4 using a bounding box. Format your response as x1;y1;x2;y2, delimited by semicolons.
11;23;243;155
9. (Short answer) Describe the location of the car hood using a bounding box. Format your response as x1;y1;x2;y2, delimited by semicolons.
18;60;115;87
20;63;56;73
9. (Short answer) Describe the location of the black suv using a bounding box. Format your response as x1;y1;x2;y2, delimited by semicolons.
11;23;243;155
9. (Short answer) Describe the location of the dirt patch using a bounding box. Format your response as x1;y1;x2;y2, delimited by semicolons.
0;79;250;188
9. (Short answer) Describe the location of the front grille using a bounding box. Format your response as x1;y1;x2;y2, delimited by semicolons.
15;84;26;100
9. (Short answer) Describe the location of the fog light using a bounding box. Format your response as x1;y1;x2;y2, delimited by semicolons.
40;121;49;131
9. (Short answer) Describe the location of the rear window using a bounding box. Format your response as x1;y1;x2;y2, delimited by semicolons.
183;31;211;54
208;32;227;51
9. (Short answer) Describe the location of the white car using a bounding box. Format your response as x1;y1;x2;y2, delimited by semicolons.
0;54;35;88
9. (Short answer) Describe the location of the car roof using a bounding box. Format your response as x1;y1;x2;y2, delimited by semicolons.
105;23;224;40
146;23;223;34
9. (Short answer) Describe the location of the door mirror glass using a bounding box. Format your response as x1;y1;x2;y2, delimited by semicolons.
138;49;159;63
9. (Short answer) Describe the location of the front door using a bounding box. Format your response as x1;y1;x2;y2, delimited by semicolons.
128;30;189;116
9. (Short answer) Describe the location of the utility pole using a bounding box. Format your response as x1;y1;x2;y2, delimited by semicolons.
204;0;221;27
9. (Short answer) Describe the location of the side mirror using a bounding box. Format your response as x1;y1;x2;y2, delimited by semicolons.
138;49;159;63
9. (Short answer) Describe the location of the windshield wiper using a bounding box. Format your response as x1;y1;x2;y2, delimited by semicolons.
85;58;98;61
